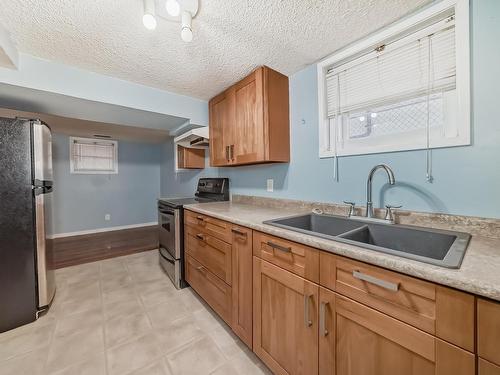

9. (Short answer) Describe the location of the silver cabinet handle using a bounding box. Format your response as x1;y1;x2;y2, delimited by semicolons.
320;301;329;337
352;270;399;292
304;294;312;327
196;233;205;241
231;228;247;237
266;241;291;253
196;215;204;221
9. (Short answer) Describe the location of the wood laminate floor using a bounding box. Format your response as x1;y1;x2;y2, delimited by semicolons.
0;250;270;375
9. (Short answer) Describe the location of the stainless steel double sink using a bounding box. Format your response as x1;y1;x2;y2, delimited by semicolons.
263;213;471;268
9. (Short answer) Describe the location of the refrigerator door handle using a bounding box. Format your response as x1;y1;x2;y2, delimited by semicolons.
33;186;53;195
33;179;53;188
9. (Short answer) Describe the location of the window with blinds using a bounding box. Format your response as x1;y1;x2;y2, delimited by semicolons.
70;137;118;174
317;0;470;158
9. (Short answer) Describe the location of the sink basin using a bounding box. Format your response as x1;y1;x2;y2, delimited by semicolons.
266;213;365;238
264;213;471;268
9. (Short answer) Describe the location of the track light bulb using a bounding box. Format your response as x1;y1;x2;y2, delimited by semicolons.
181;10;193;42
166;0;180;17
143;14;157;30
143;0;157;30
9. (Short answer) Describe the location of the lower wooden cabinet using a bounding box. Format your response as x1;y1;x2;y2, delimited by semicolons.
184;214;485;375
478;298;500;367
185;255;232;324
253;257;319;375
231;225;253;348
319;287;475;375
479;358;500;375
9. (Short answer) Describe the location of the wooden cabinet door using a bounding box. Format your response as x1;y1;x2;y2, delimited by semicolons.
232;68;265;165
209;88;234;166
478;298;500;367
231;226;253;348
253;257;318;375
319;289;475;375
479;359;500;375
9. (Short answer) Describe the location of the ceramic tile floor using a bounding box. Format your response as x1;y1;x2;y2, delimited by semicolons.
0;250;272;375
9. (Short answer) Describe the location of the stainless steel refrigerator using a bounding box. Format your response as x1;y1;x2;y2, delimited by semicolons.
0;117;56;332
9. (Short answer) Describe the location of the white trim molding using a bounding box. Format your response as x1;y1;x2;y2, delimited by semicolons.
317;0;470;158
49;222;158;239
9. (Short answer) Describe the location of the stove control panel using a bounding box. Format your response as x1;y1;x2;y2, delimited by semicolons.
196;178;229;201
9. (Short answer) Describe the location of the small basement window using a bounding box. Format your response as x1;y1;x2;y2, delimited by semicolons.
317;0;470;158
70;137;118;174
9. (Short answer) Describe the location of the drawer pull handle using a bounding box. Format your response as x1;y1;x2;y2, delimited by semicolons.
196;265;204;271
196;233;205;241
196;216;204;221
352;270;399;292
231;228;247;237
304;294;313;327
267;241;291;253
320;301;329;337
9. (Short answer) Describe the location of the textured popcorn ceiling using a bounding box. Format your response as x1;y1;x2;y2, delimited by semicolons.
0;0;430;100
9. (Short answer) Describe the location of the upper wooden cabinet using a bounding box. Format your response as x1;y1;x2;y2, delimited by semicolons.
209;66;290;167
177;145;205;169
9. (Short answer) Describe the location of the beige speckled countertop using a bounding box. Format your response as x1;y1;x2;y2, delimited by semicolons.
184;201;500;301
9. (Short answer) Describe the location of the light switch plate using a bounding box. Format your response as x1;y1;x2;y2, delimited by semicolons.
105;214;111;221
266;179;274;192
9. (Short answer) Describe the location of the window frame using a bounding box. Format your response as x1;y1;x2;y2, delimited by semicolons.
69;136;119;175
317;0;470;158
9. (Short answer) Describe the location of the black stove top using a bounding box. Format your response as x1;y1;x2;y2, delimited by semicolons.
158;197;213;208
158;178;229;209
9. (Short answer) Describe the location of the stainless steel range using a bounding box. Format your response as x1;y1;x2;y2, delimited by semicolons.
158;178;229;289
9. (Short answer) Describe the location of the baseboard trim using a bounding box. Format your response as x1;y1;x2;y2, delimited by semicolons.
50;222;158;239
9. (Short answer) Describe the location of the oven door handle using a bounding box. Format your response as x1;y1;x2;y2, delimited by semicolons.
159;248;176;264
159;209;175;216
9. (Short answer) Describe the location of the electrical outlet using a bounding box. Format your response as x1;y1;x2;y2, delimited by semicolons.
266;179;274;192
105;214;111;221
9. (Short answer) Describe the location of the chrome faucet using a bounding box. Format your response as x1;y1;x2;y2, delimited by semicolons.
366;164;395;218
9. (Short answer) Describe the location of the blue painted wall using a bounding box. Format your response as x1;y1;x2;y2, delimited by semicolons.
52;133;161;234
185;0;500;219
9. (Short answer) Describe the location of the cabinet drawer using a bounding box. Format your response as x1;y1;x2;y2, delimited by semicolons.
185;225;232;285
253;231;320;283
184;210;232;243
320;252;475;351
478;298;500;366
185;255;232;324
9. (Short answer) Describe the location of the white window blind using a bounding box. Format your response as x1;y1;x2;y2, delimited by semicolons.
326;17;456;118
70;137;118;174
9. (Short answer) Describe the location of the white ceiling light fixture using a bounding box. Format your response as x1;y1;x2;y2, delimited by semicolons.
143;0;199;42
166;0;180;17
142;0;157;30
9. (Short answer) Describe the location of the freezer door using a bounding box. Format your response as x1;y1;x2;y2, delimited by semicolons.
32;121;53;183
35;188;56;308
